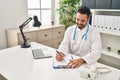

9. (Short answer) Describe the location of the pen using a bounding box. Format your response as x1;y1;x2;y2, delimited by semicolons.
56;50;60;54
56;50;63;57
56;50;66;62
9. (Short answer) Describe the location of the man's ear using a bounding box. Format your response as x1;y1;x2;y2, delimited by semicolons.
87;16;92;25
87;16;90;21
87;17;90;23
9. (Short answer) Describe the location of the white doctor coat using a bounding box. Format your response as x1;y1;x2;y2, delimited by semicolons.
57;24;102;64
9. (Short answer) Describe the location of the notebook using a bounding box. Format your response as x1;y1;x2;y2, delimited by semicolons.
53;54;73;69
32;48;52;59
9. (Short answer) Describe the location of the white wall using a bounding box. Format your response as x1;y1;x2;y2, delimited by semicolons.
0;0;28;49
54;0;60;25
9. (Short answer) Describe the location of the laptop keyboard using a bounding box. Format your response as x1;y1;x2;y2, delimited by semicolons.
32;48;52;59
32;49;44;59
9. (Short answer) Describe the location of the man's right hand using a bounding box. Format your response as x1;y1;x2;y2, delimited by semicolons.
55;51;65;61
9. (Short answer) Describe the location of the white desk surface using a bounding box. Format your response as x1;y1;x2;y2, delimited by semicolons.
0;42;120;80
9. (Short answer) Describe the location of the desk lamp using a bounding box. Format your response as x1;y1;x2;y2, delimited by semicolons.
19;16;41;48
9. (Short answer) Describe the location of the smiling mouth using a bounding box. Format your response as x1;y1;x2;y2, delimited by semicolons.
77;24;86;30
78;24;84;27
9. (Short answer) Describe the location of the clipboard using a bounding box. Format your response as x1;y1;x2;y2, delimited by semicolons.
52;54;73;69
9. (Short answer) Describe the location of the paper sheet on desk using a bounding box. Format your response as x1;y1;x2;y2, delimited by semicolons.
52;54;79;69
53;54;71;69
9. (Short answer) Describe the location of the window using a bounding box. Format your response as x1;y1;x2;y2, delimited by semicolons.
27;0;55;26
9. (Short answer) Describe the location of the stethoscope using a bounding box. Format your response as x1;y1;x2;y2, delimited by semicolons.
71;23;90;53
73;24;90;41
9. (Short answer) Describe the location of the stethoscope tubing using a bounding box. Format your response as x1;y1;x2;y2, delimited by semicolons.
73;24;90;41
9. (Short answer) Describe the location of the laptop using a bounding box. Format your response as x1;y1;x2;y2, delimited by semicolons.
32;48;52;59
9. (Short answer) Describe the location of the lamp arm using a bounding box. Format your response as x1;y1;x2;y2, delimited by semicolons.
19;28;27;44
19;17;32;29
19;17;32;48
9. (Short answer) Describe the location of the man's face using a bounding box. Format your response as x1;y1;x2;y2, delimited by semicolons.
76;12;89;30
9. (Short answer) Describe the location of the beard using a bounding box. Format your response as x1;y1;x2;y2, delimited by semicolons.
77;24;86;30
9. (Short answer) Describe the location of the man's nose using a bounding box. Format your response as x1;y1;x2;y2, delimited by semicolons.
78;20;83;24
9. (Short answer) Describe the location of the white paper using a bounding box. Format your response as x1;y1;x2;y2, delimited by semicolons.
53;54;80;68
53;54;71;67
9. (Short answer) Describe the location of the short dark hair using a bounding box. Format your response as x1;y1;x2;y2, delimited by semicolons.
77;6;91;17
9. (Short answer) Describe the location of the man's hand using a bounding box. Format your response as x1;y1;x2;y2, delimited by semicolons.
55;51;65;61
68;58;85;68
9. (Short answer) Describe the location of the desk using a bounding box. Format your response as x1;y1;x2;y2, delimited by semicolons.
0;42;120;80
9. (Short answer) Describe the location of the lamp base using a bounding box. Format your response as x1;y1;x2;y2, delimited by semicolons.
21;43;31;48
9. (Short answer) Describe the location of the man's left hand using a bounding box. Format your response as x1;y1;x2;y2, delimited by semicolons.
68;58;85;68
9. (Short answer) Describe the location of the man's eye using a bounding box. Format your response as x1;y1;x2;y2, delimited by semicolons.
81;20;85;22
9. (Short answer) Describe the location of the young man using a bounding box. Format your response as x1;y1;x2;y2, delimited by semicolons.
56;6;102;68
